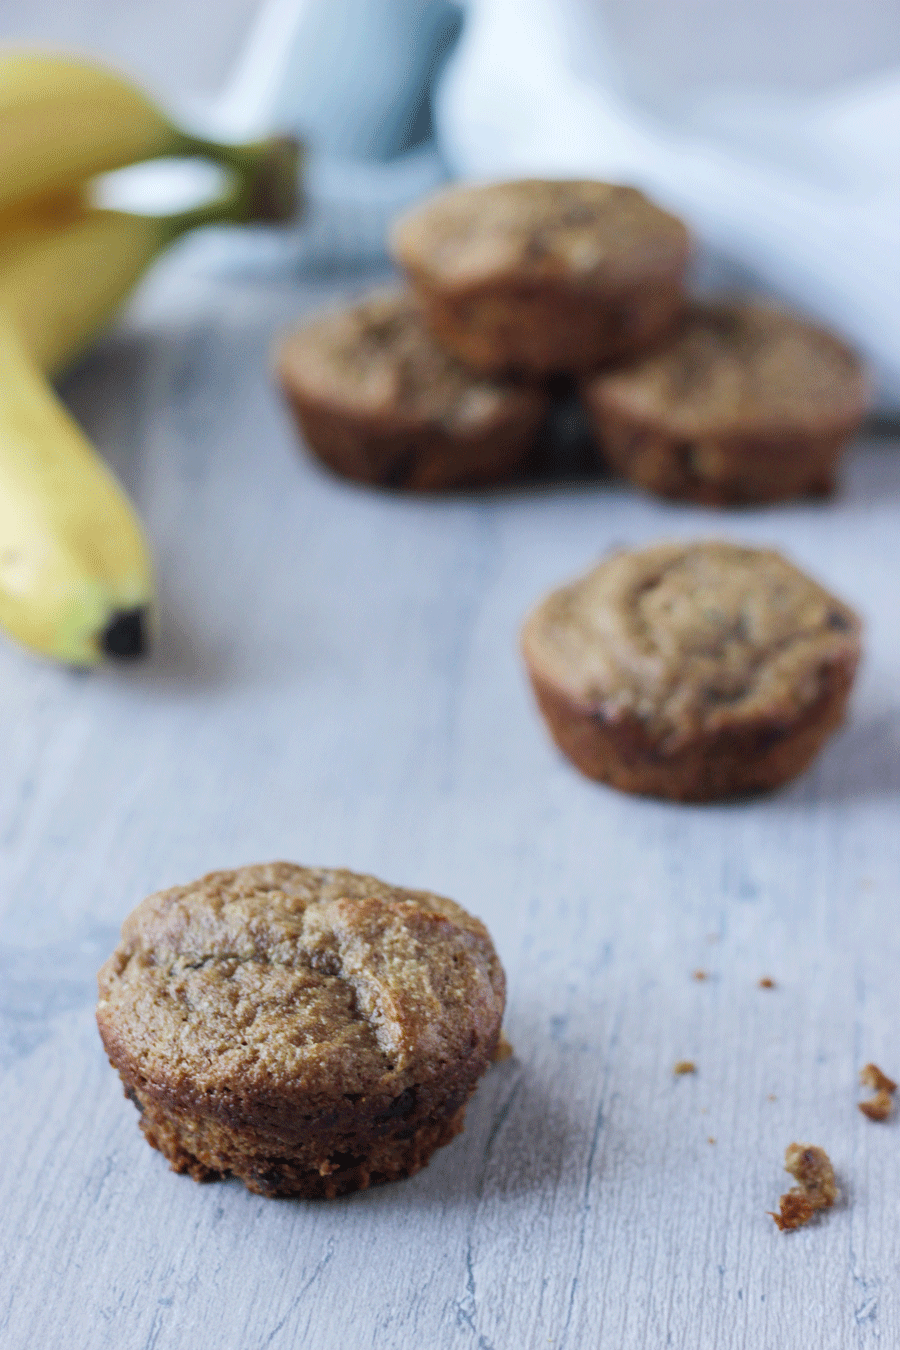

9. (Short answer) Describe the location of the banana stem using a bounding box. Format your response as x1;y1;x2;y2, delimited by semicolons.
151;173;286;253
171;132;303;225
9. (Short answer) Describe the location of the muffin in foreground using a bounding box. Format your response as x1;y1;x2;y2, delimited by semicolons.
97;863;506;1198
582;301;867;505
520;541;861;801
391;179;690;376
275;288;547;490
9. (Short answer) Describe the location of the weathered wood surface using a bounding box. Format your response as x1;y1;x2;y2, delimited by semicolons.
0;249;899;1349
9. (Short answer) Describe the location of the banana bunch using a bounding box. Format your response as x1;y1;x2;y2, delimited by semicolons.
0;53;300;666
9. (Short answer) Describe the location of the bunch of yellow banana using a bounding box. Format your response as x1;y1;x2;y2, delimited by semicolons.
0;52;300;666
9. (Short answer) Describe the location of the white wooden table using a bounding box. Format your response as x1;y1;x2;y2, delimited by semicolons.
3;9;900;1348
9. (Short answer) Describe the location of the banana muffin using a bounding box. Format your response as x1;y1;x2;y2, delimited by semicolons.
582;301;867;504
391;179;690;376
275;288;547;490
520;541;861;801
97;863;506;1198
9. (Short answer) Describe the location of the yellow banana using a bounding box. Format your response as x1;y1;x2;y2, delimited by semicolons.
0;51;266;213
0;205;197;376
0;186;87;244
0;52;196;212
0;310;153;664
0;155;294;373
0;174;294;667
0;47;300;667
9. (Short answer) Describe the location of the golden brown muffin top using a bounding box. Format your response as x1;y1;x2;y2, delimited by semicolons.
521;541;860;744
391;179;690;290
276;289;536;431
97;863;505;1110
589;301;866;434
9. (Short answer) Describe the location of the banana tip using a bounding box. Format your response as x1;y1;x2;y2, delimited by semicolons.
102;606;149;659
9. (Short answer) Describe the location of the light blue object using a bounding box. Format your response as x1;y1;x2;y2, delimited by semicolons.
218;0;460;160
210;0;462;267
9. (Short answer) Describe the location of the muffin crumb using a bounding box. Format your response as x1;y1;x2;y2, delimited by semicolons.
758;977;775;989
692;969;708;982
859;1091;893;1122
492;1033;515;1063
770;1143;837;1230
860;1063;897;1094
673;1060;696;1075
858;1065;896;1122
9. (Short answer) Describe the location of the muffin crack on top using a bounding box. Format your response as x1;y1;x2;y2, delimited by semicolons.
97;863;506;1197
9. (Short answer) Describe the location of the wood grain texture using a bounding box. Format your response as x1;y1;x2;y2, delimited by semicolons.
0;244;898;1349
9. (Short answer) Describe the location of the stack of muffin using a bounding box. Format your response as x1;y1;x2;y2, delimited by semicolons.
276;178;867;503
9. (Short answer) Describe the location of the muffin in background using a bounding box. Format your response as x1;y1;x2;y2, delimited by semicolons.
582;301;867;505
276;288;548;490
521;540;861;801
392;179;690;376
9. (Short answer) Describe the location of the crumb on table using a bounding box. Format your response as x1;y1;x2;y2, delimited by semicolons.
859;1063;896;1121
770;1143;837;1231
860;1063;897;1093
772;1192;817;1231
758;977;776;989
673;1060;696;1075
859;1091;893;1122
492;1033;514;1063
692;969;708;982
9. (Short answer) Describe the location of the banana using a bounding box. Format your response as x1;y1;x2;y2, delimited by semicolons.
0;51;284;215
0;53;194;213
0;309;153;665
0;52;301;233
0;187;87;243
0;173;295;667
0;207;181;665
0;157;292;373
0;52;301;666
0;205;200;376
